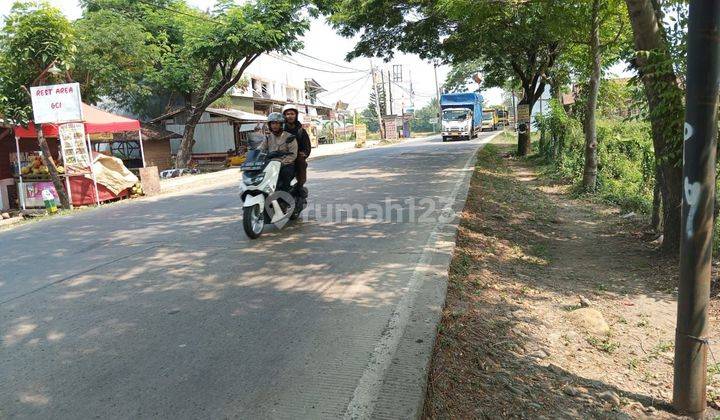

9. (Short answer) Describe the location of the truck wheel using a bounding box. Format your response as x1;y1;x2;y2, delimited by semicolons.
442;136;448;142
243;204;264;239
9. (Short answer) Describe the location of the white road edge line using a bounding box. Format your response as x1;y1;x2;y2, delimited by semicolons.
343;132;503;419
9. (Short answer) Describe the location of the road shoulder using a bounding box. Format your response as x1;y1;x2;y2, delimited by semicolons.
345;132;501;419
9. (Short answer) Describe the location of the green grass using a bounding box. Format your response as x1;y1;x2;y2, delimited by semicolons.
587;335;620;354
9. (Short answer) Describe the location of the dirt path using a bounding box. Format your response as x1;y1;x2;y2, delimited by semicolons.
423;138;720;419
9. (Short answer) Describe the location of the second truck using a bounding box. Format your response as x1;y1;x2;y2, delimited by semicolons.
440;92;483;142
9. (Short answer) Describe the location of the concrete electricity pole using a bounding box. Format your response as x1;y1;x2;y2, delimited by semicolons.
387;69;394;116
673;1;720;417
433;63;441;133
370;63;385;139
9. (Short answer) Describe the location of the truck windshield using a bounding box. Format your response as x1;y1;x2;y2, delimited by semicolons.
482;112;494;121
442;110;469;121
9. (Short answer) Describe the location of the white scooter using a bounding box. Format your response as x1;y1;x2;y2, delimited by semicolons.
239;146;307;239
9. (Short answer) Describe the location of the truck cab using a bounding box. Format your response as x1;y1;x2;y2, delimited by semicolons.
441;108;473;141
481;110;497;131
440;92;483;142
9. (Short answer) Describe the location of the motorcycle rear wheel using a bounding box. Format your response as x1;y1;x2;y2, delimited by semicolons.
243;204;265;239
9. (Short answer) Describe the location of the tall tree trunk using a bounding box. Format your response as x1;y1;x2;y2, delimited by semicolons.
625;0;685;255
651;163;662;231
517;94;536;156
582;0;602;192
37;126;70;209
175;109;203;169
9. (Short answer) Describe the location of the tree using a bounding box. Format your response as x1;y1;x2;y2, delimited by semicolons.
81;0;314;168
361;86;386;134
73;9;161;115
624;0;685;254
564;0;629;191
410;98;440;133
0;1;75;209
443;59;483;93
325;0;571;156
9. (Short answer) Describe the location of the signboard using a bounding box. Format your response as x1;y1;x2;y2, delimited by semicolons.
23;181;59;207
30;82;83;124
517;104;531;123
429;117;439;124
59;123;92;175
384;118;399;140
355;124;367;148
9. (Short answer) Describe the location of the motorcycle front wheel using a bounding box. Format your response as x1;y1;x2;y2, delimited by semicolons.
243;204;265;239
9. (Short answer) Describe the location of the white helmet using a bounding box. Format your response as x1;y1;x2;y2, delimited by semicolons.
282;104;299;115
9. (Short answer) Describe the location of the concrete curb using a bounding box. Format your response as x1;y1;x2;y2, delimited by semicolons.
353;131;503;419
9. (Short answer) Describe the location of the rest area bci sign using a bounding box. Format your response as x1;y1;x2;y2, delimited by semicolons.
30;82;83;124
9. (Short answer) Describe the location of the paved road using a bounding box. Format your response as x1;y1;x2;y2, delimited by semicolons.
0;133;495;419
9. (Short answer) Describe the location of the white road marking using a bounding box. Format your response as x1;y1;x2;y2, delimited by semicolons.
343;132;502;419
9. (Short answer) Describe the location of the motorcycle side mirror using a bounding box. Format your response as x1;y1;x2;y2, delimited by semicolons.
285;135;296;144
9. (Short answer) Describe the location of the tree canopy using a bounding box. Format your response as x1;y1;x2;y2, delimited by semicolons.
0;1;75;124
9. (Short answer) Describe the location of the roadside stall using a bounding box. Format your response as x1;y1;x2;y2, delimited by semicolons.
10;103;144;209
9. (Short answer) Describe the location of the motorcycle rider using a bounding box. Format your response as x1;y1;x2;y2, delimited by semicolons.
259;112;297;192
282;104;311;196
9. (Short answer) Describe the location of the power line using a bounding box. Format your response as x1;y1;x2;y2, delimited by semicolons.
343;75;372;106
293;51;366;72
269;54;368;74
318;74;371;96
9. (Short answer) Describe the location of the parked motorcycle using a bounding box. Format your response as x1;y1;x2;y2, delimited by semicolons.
239;146;307;239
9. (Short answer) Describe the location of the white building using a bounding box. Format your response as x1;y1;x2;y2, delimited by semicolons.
228;55;332;120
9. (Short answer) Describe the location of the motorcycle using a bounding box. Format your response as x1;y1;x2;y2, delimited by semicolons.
239;145;307;239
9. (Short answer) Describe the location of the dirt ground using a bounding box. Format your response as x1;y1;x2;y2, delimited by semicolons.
423;135;720;419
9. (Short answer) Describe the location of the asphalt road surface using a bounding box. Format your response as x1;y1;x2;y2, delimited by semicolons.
1;132;496;419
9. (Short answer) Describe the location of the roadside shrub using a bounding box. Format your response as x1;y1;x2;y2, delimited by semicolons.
555;119;655;213
535;99;581;162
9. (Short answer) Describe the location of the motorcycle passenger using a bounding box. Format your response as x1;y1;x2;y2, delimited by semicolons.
259;112;297;192
282;104;311;196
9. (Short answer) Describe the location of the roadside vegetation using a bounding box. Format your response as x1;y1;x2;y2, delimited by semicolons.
326;0;690;255
424;134;720;418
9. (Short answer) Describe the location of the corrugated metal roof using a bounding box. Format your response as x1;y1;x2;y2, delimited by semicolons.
206;107;267;122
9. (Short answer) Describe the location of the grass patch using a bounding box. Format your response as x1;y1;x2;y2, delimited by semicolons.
587;335;620;354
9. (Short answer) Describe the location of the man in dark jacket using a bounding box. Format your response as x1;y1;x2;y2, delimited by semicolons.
282;105;311;195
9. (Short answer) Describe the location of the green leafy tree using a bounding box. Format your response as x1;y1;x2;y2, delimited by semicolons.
80;0;314;168
325;0;571;156
410;98;440;133
563;0;629;192
443;60;483;93
73;9;161;113
0;1;75;208
360;86;386;133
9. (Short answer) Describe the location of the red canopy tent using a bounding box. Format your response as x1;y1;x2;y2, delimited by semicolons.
12;104;145;209
14;103;141;137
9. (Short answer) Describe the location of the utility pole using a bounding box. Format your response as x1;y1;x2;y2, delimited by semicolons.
673;1;720;418
511;90;516;129
433;63;441;133
387;69;394;116
370;63;385;139
380;70;386;115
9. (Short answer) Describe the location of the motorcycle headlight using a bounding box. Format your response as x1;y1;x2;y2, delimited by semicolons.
243;172;265;186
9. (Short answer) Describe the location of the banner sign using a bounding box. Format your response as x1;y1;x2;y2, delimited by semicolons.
30;82;83;124
385;118;399;140
517;104;530;123
59;123;92;175
23;181;59;207
355;124;367;148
